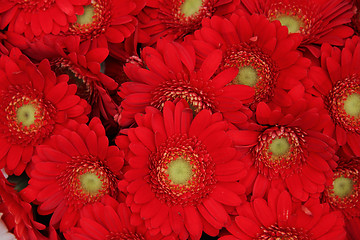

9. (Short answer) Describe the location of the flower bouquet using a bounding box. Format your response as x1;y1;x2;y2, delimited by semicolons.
0;0;359;239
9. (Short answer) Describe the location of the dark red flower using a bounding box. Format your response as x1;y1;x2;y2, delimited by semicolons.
189;11;311;107
240;0;354;57
22;117;124;231
230;89;337;201
0;173;49;240
64;196;177;240
311;36;360;156
220;189;346;240
65;0;139;52
51;36;118;121
0;0;89;39
0;48;90;176
137;0;240;45
118;100;246;239
118;39;253;127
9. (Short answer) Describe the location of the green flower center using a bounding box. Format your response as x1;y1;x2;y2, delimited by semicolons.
234;66;258;87
344;93;360;118
180;0;203;17
77;5;95;25
269;137;290;157
16;104;36;127
79;172;103;194
167;157;193;185
275;15;302;33
333;176;353;198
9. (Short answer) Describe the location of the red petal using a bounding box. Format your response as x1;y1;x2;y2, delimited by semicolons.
6;145;23;171
86;48;109;63
105;27;125;43
200;49;222;80
202;198;229;225
253;198;275;227
228;130;259;146
277;191;292;227
133;183;154;204
235;216;260;238
56;0;74;15
150;205;169;228
79;218;108;238
184;206;203;239
310;212;338;238
302;165;326;185
211;184;242;206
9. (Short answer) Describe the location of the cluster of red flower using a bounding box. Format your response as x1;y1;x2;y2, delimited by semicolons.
0;0;359;239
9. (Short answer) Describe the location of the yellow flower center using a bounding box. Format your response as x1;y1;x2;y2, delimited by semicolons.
180;0;203;17
167;157;193;185
76;5;95;25
234;66;258;87
275;15;303;33
16;104;36;127
333;176;353;198
269;137;290;157
79;172;103;194
344;93;360;118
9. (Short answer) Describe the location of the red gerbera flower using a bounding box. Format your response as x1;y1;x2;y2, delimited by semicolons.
220;189;346;240
0;173;50;240
230;88;337;202
65;0;139;52
22;117;125;231
0;48;90;176
324;157;360;218
239;0;354;57
137;0;240;45
51;36;118;121
0;0;90;39
64;196;177;240
118;100;246;239
118;39;254;127
189;11;311;107
311;36;360;156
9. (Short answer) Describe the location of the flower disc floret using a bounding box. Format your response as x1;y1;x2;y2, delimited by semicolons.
149;134;216;206
0;85;56;146
326;74;360;133
253;126;307;179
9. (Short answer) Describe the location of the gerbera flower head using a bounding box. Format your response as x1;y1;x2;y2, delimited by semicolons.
189;12;311;107
118;39;254;127
137;0;241;45
22;117;125;231
220;189;346;240
118;100;246;239
0;173;49;240
64;196;177;240
230;87;338;201
0;48;90;176
240;0;354;57
0;0;90;39
311;36;360;156
324;157;360;218
66;0;139;52
52;36;118;120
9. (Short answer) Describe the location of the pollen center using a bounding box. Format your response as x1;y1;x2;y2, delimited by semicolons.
180;0;203;17
269;137;290;157
167;157;192;185
276;15;302;33
79;172;103;194
344;93;360;117
16;104;36;127
333;177;353;198
77;5;95;25
234;66;258;87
